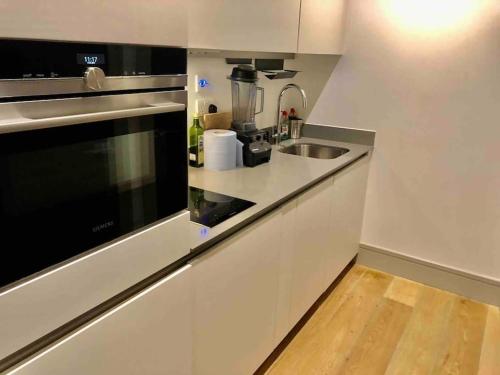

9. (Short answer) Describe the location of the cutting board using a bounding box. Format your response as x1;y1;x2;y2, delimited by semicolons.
203;112;232;130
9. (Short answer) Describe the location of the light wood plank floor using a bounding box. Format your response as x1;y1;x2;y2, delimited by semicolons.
264;265;500;375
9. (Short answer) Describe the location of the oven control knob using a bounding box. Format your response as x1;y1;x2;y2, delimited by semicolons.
84;67;106;90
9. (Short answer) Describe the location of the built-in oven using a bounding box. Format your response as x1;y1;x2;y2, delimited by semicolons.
0;40;190;364
0;91;188;288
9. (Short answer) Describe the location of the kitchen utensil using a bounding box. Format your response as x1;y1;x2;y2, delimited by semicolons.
204;129;237;171
203;112;232;130
290;119;304;139
228;65;271;167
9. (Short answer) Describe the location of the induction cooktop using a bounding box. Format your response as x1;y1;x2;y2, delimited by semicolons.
188;186;256;228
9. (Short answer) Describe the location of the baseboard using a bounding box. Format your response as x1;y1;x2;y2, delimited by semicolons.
358;243;500;307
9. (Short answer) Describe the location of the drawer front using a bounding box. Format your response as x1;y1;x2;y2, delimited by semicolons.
0;211;190;360
7;266;192;375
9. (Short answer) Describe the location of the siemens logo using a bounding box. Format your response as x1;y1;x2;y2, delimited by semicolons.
92;221;115;233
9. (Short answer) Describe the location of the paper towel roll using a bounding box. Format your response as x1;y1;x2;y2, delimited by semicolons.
204;129;237;171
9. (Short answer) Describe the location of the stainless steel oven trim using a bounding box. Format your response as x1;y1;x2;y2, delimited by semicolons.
0;74;187;99
0;89;187;134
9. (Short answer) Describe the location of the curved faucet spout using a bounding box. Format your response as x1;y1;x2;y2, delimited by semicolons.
281;83;307;109
275;84;307;147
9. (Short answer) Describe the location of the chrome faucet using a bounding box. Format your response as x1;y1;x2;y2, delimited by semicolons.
274;83;307;147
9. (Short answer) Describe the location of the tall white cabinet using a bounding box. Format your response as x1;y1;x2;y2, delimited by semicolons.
9;266;193;375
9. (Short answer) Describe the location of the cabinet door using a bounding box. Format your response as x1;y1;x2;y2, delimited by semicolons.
0;0;187;47
1;212;190;361
325;156;370;284
10;266;193;375
191;212;281;375
274;199;298;345
289;177;334;327
188;0;301;53
298;0;346;54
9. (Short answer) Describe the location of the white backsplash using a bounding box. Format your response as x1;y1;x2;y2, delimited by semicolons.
187;54;340;129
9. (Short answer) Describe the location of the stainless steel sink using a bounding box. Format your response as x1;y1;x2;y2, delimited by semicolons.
279;143;349;159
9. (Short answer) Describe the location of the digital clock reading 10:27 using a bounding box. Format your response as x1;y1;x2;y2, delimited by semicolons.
77;53;105;66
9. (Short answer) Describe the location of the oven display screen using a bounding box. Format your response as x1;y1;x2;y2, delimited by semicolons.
77;53;105;65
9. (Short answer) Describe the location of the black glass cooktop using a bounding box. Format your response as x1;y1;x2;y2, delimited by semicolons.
188;186;256;228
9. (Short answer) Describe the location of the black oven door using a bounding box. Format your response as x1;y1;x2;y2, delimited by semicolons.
0;92;187;288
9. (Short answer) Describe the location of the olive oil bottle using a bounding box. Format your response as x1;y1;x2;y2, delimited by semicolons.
189;114;204;167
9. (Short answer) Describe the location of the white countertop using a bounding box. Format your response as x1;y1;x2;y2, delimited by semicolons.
188;137;372;253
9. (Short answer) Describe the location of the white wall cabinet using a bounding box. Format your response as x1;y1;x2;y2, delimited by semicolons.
298;0;346;54
0;1;345;53
10;266;193;375
189;0;345;54
0;0;187;47
188;0;301;53
190;212;282;375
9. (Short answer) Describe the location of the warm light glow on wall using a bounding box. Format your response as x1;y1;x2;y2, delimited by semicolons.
385;0;480;33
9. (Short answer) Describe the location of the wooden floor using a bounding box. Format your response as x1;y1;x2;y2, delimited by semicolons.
264;265;500;375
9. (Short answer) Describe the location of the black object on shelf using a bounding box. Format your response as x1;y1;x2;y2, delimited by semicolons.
225;58;253;65
255;58;284;70
255;58;299;80
261;70;299;80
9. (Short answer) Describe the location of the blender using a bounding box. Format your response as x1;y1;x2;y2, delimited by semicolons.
228;65;272;167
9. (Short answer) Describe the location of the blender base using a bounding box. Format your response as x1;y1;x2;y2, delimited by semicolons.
233;129;272;167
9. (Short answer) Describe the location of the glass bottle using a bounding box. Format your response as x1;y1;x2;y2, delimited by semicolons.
281;110;289;140
189;114;204;168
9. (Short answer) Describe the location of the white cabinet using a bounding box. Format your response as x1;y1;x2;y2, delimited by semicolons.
188;0;301;53
325;156;370;283
0;0;187;47
0;212;190;361
274;199;298;344
10;266;193;375
10;157;369;375
275;156;370;340
298;0;346;54
288;177;334;327
191;212;282;375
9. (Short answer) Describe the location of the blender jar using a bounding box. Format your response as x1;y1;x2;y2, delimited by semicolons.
228;65;264;132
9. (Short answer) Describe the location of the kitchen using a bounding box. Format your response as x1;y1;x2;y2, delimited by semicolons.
0;1;499;374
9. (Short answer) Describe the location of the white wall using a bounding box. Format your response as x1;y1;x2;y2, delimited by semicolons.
308;0;500;280
187;54;338;128
188;57;293;128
